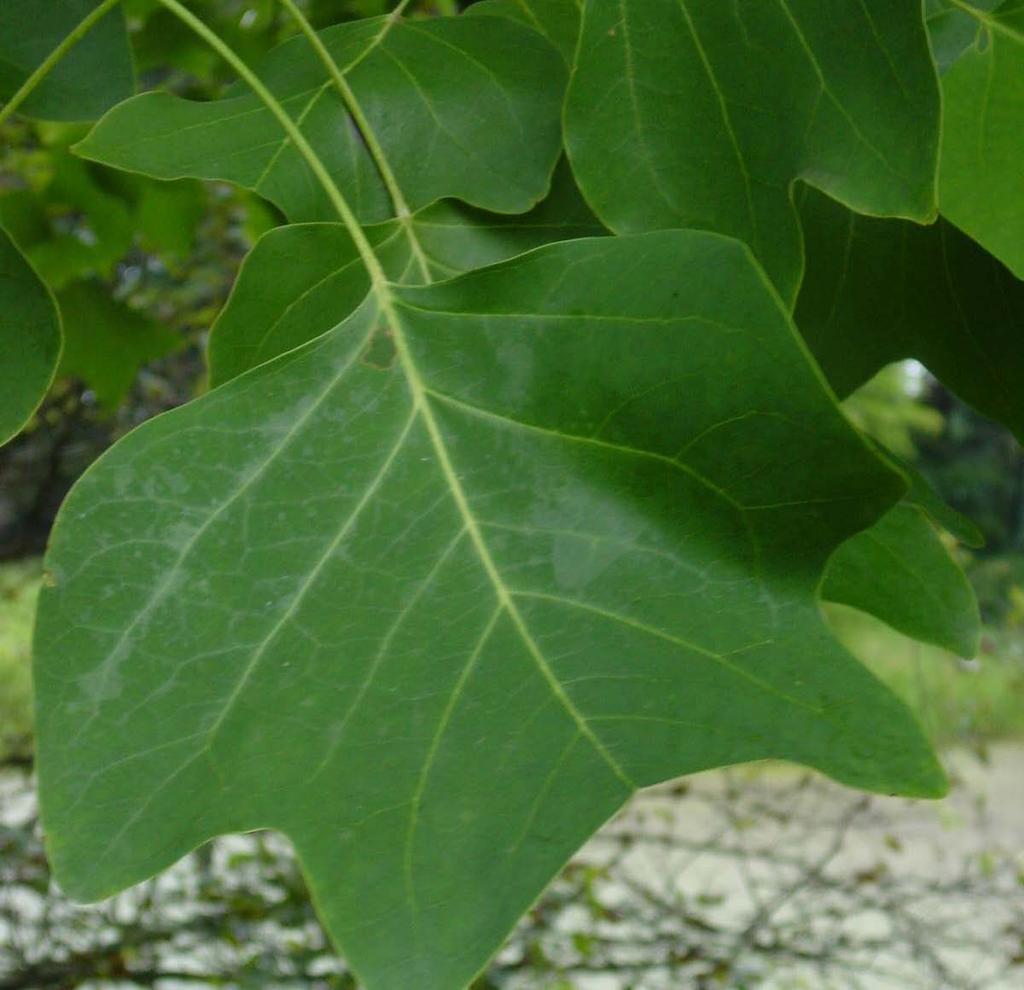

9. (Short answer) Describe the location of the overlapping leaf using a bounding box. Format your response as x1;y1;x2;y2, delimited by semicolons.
75;14;566;223
795;186;1024;442
35;232;944;990
0;0;134;122
0;224;61;445
468;0;582;62
208;162;604;385
932;0;1024;277
210;200;982;660
564;0;941;300
25;3;1011;988
823;505;979;656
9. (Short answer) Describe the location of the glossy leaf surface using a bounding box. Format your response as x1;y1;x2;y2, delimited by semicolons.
796;187;1024;442
74;14;566;223
0;224;61;445
35;232;944;990
564;0;941;300
0;0;133;122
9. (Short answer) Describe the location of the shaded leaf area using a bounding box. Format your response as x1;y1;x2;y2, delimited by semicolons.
0;0;134;122
204;169;981;663
75;14;566;224
0;226;61;446
932;0;1024;278
0;143;209;290
927;0;1002;70
795;187;1024;443
208;161;603;384
56;283;183;410
564;0;940;301
824;505;980;657
468;0;582;62
35;231;944;990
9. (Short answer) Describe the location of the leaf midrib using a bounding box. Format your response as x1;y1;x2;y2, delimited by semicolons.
381;287;638;791
287;10;642;790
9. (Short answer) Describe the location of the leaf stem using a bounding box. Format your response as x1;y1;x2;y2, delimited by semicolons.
151;0;387;288
276;0;433;280
0;0;123;127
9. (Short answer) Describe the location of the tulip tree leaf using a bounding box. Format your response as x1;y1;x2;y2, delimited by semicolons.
208;192;985;667
74;14;566;224
0;0;134;122
0;224;61;445
468;0;582;62
35;231;944;990
795;186;1024;443
208;163;604;385
823;505;980;657
564;0;941;301
935;0;1024;278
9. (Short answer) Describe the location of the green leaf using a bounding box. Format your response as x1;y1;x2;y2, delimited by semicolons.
925;0;997;71
468;0;582;62
0;0;134;122
133;178;207;259
35;230;943;990
74;14;566;223
208;162;604;385
0;224;61;444
885;451;984;549
935;0;1024;277
564;0;941;301
56;282;182;409
824;505;980;657
795;186;1024;442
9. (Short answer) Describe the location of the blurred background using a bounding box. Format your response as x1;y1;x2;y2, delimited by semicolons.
1;2;1023;988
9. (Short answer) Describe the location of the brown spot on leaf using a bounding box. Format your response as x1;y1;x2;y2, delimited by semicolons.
360;325;396;370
